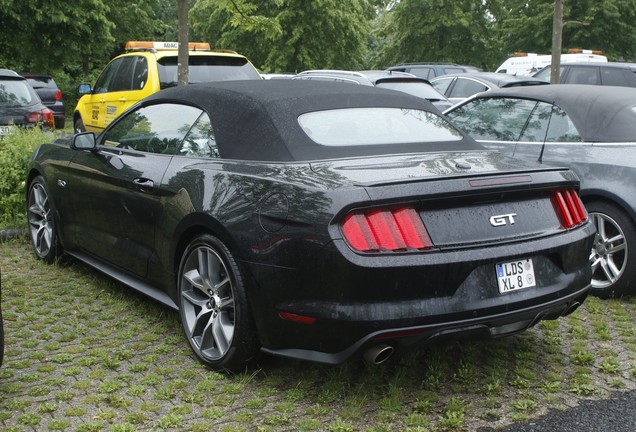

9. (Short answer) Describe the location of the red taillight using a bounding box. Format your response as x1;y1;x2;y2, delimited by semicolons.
553;189;587;229
54;89;63;100
342;207;433;253
27;108;55;129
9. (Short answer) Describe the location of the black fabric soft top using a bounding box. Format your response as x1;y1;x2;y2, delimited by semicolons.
477;84;636;142
143;80;481;161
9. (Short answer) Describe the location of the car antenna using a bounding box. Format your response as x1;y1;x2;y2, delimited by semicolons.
538;103;556;164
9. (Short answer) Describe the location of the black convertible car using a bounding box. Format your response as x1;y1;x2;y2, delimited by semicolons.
445;85;636;298
27;80;594;371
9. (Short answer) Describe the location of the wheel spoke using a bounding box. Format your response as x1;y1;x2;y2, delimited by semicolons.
36;224;52;253
211;312;232;354
183;268;206;296
181;288;209;309
600;259;620;283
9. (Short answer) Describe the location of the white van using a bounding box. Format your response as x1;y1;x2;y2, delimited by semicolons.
495;50;607;76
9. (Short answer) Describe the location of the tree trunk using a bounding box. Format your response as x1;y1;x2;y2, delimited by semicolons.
550;0;564;84
177;0;189;86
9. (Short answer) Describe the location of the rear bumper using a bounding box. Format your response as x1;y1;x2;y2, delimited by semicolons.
248;221;594;363
261;283;590;364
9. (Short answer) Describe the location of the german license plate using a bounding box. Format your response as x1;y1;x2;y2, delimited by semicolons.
496;258;536;294
0;125;15;136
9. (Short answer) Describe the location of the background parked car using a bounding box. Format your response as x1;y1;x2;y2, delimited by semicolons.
533;62;636;87
293;69;453;110
21;73;65;129
27;80;593;371
431;72;548;104
0;69;54;136
495;50;607;76
445;84;636;298
386;62;482;80
74;40;261;133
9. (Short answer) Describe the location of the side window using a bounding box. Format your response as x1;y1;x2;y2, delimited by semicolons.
566;66;600;85
110;57;137;92
601;67;635;87
519;102;552;142
448;78;489;98
131;56;149;90
100;103;204;154
545;105;582;142
431;77;454;95
182;113;219;157
408;68;433;80
443;67;464;75
94;58;123;94
446;97;537;141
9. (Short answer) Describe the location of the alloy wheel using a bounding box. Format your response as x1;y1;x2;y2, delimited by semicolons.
28;182;54;259
180;245;236;361
589;212;627;290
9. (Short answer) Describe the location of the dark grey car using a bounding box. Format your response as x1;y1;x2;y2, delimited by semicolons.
21;73;65;129
293;70;453;111
533;62;636;88
431;72;548;104
445;84;636;297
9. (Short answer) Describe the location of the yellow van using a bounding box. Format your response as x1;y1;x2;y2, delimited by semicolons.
74;41;261;132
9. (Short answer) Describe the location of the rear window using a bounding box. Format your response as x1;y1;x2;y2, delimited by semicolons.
298;107;463;146
25;77;57;89
0;79;38;106
375;81;446;100
158;56;261;88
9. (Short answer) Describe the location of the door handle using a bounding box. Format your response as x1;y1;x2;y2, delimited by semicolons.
133;178;154;192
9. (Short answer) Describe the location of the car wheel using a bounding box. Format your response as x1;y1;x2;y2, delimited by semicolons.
178;234;258;371
74;117;85;133
587;201;636;297
55;117;66;130
27;176;60;263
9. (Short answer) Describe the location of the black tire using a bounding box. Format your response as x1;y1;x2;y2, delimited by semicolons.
587;201;636;298
74;116;85;133
27;176;60;264
177;234;258;371
55;117;66;130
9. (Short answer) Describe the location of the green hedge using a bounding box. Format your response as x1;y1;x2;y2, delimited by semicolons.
0;128;52;229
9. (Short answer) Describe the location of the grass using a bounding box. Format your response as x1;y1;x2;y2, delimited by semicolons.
1;238;636;431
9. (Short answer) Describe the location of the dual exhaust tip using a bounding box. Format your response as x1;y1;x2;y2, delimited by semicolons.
363;343;395;365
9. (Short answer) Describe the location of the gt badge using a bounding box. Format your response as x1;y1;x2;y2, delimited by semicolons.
490;213;517;227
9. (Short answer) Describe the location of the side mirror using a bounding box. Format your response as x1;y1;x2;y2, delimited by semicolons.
72;132;96;150
77;83;92;95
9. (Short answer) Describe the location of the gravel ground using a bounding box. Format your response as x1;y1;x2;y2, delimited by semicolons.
1;234;636;431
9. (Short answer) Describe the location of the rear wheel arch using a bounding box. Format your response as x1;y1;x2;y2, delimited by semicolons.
171;214;240;277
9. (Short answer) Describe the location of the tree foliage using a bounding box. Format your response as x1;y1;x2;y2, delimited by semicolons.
371;0;501;70
493;0;636;61
191;0;375;72
0;0;634;95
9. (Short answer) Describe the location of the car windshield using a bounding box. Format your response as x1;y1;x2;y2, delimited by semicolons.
298;107;463;146
376;81;447;101
158;56;261;88
0;80;37;106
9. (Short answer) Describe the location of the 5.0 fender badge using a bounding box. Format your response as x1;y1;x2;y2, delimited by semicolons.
490;213;517;227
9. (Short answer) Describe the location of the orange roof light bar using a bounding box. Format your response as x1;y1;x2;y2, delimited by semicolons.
125;41;211;51
567;48;604;55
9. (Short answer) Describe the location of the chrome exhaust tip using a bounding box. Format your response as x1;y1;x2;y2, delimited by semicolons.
363;344;395;365
563;301;582;316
